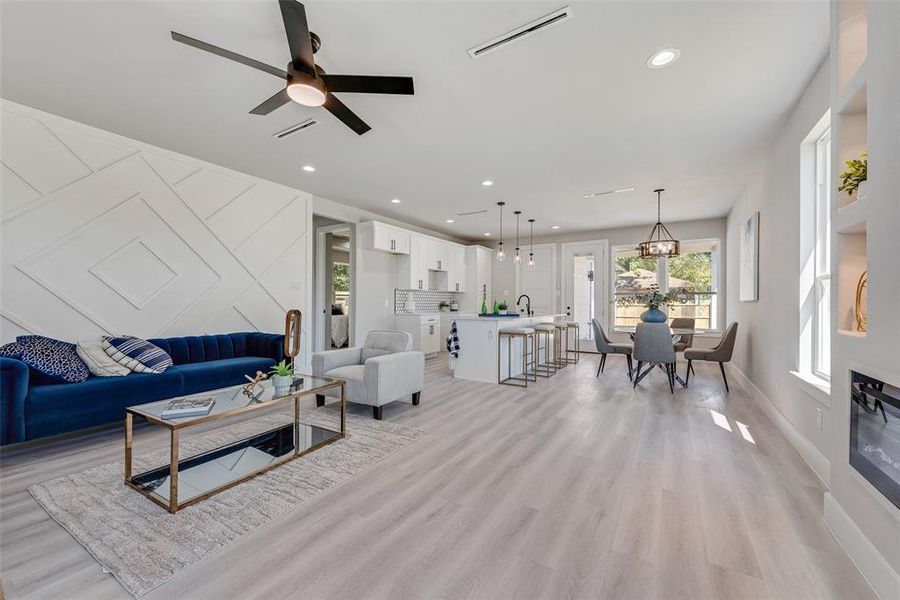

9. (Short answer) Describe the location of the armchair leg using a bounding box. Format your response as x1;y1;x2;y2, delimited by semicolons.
626;355;634;381
596;354;606;377
372;405;383;420
633;361;643;388
684;360;692;387
600;354;607;373
719;362;729;393
666;364;674;394
316;394;326;407
412;391;421;406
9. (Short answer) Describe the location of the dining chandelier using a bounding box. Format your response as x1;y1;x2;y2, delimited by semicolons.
639;188;680;258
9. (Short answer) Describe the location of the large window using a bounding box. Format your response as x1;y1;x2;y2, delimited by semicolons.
813;128;831;378
613;240;719;329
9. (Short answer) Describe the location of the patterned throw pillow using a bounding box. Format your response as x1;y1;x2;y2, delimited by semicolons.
101;336;173;374
0;342;23;359
76;339;131;377
14;335;90;384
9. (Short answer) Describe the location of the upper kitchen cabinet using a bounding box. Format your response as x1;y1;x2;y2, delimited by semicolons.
359;221;410;255
399;235;429;290
448;246;466;293
426;239;450;271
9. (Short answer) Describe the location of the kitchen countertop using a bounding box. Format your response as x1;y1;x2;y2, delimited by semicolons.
452;313;565;322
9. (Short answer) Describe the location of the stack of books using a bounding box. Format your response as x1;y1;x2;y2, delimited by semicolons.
161;397;215;419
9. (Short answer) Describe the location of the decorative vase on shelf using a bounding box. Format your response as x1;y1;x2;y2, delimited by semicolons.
640;306;667;323
272;374;293;388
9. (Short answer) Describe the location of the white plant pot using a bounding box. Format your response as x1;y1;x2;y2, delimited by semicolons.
856;180;868;202
272;374;293;388
498;309;507;315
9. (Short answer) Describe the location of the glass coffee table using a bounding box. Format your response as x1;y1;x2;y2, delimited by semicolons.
125;375;345;513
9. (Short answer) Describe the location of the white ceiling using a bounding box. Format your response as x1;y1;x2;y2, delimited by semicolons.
0;1;828;240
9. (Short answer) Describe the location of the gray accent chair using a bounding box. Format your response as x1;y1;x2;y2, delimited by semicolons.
671;317;695;375
633;322;678;393
311;330;425;420
684;322;738;392
591;319;633;380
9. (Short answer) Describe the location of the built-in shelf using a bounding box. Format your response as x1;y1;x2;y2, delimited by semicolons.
836;0;867;93
837;328;867;339
835;59;867;115
836;227;868;335
834;197;867;233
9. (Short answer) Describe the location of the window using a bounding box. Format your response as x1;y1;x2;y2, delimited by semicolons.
612;240;719;329
813;128;831;378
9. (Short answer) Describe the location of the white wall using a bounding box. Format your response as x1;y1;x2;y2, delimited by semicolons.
0;99;315;366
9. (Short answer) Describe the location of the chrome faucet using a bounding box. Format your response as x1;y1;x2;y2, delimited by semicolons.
517;294;532;317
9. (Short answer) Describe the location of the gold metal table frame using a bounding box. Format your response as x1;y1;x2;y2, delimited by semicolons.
125;377;346;513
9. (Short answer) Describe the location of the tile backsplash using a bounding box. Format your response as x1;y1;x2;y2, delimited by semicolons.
394;289;460;313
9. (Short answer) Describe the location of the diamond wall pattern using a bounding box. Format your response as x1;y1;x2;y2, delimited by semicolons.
0;100;312;364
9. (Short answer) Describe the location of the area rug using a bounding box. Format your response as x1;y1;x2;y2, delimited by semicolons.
29;408;426;597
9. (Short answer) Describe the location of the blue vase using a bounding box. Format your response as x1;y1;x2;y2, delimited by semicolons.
640;306;667;323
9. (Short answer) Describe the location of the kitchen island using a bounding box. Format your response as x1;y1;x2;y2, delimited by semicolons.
451;313;565;382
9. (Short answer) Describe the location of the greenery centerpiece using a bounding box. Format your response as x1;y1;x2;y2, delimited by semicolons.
269;359;294;388
614;288;688;323
497;301;508;315
838;152;867;199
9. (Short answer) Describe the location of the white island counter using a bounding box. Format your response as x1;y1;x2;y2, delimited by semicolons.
452;313;565;382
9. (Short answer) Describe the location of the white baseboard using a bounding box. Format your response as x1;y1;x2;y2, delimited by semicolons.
824;492;900;600
726;363;831;487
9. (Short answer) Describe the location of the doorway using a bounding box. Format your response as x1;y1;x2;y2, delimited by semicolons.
314;221;353;351
561;240;609;351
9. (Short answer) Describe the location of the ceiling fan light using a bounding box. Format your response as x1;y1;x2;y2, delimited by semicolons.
287;78;327;107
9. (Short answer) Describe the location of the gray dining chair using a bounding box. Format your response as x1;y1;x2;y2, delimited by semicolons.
670;317;695;375
633;322;677;393
591;319;633;380
684;322;738;392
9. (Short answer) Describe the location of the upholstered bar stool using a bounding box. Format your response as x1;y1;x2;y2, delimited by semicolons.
498;327;536;387
553;323;569;369
532;323;558;377
563;321;580;364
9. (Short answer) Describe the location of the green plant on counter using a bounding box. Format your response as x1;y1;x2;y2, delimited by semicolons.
269;360;293;377
497;301;508;310
838;152;867;196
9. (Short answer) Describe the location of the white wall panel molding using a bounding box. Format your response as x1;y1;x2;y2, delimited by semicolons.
0;99;313;363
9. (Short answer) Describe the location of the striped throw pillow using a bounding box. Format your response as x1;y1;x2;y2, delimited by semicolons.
101;336;173;374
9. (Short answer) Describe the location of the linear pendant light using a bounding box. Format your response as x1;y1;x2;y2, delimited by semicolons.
639;188;680;258
496;202;506;261
528;218;535;270
514;211;522;264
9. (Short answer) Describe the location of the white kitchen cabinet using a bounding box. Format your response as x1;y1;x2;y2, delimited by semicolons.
447;246;466;293
426;239;450;271
420;321;441;354
462;245;493;313
395;313;440;357
398;235;429;290
361;221;410;255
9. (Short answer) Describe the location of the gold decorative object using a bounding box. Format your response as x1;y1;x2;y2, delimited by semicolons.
242;371;267;398
855;271;868;332
284;309;302;360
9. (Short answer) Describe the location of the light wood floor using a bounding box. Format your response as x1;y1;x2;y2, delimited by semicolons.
1;356;876;600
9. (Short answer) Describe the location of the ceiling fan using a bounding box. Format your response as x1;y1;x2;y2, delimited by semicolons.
171;0;414;135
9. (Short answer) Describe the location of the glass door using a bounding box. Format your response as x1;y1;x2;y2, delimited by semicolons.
561;241;608;351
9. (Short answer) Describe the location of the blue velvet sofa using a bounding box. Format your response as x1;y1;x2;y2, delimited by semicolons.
0;332;286;445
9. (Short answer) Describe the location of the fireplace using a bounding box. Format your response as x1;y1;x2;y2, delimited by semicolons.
850;371;900;509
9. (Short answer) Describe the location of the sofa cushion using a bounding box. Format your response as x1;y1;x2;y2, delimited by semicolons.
102;336;173;373
324;364;367;403
173;356;277;395
26;370;184;440
15;335;89;385
360;331;411;363
76;339;130;377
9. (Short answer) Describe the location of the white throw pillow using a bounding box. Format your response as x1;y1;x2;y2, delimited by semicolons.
76;339;131;377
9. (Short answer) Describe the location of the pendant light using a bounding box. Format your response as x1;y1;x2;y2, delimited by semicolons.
639;188;680;258
528;219;535;270
496;202;506;261
513;211;522;264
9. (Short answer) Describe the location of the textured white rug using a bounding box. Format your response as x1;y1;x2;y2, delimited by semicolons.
29;408;425;597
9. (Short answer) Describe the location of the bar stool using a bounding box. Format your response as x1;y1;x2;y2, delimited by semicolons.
553;323;569;369
563;321;580;364
532;323;558;377
498;327;536;387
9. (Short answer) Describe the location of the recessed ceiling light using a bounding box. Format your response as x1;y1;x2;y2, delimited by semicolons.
551;225;560;229
481;180;493;187
302;165;316;172
391;198;402;204
445;219;455;223
646;48;680;69
483;232;491;236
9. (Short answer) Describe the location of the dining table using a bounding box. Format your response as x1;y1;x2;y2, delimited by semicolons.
616;325;707;386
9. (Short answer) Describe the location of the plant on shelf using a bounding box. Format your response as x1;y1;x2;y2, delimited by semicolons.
269;359;294;388
838;151;867;199
439;300;451;312
614;287;689;323
497;301;508;315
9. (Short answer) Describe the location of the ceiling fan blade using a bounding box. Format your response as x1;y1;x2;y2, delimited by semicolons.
321;75;414;95
279;0;316;75
323;93;371;135
250;88;291;115
171;31;289;80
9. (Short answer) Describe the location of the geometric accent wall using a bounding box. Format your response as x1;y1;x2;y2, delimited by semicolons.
0;100;312;364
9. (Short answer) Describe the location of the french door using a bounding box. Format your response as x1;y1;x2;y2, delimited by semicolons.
560;240;609;352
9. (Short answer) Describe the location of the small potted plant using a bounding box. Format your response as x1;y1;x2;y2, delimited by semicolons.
838;151;867;201
439;300;451;312
497;301;508;315
614;288;688;323
269;360;294;388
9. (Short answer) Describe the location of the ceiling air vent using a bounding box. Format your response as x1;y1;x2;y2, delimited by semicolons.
467;6;573;59
271;118;318;139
